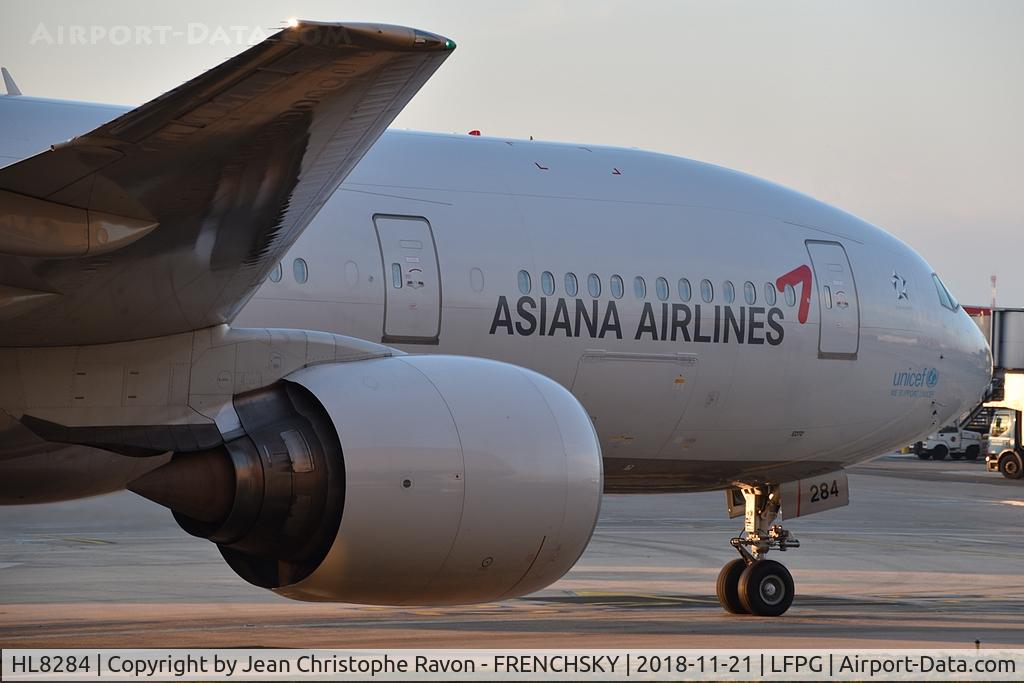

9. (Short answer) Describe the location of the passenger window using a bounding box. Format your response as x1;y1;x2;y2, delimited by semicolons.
565;272;578;297
470;267;485;292
700;279;714;303
610;274;624;299
517;270;531;295
541;270;555;296
678;278;691;302
784;283;796;307
656;277;669;301
634;276;647;299
723;280;735;304
764;282;777;306
824;285;833;309
269;263;282;283
391;263;403;289
588;273;601;298
293;258;308;284
743;281;756;305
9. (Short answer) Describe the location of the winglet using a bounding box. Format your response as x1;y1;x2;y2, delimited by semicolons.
2;67;21;96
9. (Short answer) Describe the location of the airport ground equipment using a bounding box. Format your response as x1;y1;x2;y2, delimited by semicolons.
982;309;1024;479
903;404;990;461
985;407;1023;479
913;423;986;460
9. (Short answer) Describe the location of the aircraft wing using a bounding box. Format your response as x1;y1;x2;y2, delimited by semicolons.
0;21;454;347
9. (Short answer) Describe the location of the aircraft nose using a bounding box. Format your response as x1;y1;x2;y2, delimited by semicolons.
950;310;993;408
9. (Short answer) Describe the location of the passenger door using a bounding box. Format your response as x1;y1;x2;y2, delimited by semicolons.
375;215;441;344
806;240;860;359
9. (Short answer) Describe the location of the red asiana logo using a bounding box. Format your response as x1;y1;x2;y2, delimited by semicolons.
776;265;812;324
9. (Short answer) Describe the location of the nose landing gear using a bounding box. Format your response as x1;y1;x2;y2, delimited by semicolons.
716;484;799;617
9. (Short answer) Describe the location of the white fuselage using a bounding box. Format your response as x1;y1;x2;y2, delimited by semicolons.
0;96;992;493
234;129;991;491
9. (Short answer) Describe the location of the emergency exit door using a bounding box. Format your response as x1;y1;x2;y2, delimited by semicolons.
806;240;859;359
375;215;441;344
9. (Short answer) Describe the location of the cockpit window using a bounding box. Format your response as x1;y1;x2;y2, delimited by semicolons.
932;274;959;311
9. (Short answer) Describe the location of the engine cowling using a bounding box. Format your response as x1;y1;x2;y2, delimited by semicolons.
129;355;603;605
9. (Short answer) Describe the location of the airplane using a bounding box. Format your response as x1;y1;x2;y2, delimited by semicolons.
0;21;991;617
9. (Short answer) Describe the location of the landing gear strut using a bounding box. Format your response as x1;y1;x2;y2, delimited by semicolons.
716;484;798;617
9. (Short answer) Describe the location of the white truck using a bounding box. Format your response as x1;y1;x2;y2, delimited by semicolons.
969;307;1024;479
985;407;1022;478
913;424;986;461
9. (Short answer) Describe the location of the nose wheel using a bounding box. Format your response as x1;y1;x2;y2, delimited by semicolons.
738;559;794;616
716;484;798;617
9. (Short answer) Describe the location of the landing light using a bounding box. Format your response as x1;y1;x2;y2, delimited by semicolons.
286;17;299;28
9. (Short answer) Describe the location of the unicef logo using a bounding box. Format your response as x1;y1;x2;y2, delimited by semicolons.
892;366;940;396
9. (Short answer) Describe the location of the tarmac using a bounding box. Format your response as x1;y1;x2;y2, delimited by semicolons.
2;455;1023;648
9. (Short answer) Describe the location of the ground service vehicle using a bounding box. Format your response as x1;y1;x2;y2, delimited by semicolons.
986;404;1022;479
984;310;1024;479
914;424;985;460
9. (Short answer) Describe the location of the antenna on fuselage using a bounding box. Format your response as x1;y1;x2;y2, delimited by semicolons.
2;67;22;96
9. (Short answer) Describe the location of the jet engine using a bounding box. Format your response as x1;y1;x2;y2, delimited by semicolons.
129;355;603;605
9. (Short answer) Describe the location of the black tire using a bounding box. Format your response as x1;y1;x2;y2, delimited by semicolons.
738;560;794;617
999;452;1024;480
931;445;948;461
964;445;980;461
716;559;749;615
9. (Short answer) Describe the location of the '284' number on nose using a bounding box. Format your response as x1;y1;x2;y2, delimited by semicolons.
809;480;840;503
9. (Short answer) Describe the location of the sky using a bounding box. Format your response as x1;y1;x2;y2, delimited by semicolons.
2;0;1022;306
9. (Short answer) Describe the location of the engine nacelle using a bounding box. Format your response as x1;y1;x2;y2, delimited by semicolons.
131;355;603;605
